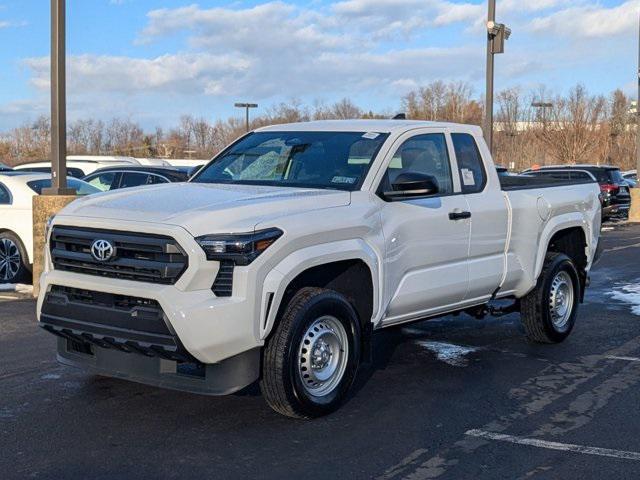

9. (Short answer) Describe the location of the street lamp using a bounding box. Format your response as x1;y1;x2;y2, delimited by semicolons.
532;101;553;166
531;101;553;130
234;102;258;132
630;10;640;222
43;0;74;195
484;0;512;154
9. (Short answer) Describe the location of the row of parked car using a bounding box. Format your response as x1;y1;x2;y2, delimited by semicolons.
0;156;206;284
498;164;635;219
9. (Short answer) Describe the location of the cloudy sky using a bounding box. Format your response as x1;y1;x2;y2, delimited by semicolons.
0;0;637;130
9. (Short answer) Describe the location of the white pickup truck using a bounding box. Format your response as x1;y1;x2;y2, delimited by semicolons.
37;120;601;418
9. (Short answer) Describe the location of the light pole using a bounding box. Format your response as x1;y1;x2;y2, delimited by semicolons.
532;101;553;166
531;101;553;130
630;10;640;222
637;8;640;177
484;0;511;154
43;0;74;195
234;102;258;132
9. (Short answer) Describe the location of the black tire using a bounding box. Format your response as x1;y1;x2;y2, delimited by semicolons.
520;252;580;344
0;231;30;284
260;287;361;419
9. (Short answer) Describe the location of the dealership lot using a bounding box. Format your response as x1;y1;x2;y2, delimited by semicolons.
2;223;640;479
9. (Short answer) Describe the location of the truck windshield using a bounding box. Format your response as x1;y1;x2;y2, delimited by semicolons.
192;131;389;191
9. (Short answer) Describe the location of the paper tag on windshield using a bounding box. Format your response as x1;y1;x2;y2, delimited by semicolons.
362;132;380;140
332;176;357;185
461;168;476;186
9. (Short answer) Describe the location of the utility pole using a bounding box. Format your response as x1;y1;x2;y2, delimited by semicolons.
484;0;511;154
234;102;258;133
43;0;73;195
631;9;640;222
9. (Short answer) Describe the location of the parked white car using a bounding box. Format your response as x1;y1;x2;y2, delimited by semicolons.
38;120;601;418
14;156;142;177
0;172;99;283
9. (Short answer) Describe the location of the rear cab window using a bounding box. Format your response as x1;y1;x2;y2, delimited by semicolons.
0;183;10;204
451;133;487;194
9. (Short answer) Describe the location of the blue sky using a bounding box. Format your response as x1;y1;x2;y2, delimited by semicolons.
0;0;638;131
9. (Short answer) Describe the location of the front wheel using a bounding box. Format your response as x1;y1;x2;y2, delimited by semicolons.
0;232;30;284
520;252;580;343
260;287;361;419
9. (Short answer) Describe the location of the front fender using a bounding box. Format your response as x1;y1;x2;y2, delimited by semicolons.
259;239;382;340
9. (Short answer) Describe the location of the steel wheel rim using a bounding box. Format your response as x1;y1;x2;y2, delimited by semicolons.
0;238;21;281
549;271;574;330
297;315;349;397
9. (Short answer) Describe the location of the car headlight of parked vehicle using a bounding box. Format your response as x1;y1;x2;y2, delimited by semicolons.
196;228;283;266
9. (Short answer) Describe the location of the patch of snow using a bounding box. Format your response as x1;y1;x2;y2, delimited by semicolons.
601;227;615;232
415;340;479;367
40;374;61;380
0;283;33;293
609;284;640;316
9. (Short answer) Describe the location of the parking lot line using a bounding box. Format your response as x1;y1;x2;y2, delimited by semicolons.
605;356;640;363
465;429;640;461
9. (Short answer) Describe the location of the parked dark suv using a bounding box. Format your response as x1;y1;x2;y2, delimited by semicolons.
523;165;630;219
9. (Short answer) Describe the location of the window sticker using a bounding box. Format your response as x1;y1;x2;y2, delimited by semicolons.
461;168;476;186
331;176;357;185
362;132;380;140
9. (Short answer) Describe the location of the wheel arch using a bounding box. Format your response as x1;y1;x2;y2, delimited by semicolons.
536;222;589;301
259;239;381;341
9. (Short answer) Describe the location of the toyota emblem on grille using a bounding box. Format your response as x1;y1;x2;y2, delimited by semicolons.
90;239;115;262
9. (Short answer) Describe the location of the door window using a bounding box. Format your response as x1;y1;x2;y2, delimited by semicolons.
87;172;118;191
0;184;10;204
383;133;453;195
147;174;169;185
451;133;486;194
119;172;153;189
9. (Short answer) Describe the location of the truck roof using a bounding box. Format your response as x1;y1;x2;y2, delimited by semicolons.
255;119;482;135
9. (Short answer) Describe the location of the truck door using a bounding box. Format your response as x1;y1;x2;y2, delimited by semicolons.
450;132;509;302
378;131;471;325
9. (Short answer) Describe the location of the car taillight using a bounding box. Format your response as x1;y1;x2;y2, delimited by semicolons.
600;183;619;195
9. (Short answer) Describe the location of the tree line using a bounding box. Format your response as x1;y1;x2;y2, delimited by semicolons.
1;82;637;172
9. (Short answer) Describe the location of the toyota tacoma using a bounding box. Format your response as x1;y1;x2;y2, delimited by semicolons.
37;120;601;418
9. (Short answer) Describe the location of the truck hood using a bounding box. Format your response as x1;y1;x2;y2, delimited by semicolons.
57;183;351;236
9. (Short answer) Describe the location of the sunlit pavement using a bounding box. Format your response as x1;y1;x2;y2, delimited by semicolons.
1;223;640;479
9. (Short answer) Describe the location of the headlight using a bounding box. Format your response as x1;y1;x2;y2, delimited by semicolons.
196;228;283;266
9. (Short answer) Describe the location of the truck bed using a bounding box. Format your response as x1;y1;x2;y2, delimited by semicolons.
500;175;596;191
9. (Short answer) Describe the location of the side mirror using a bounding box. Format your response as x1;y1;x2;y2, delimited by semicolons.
384;172;439;201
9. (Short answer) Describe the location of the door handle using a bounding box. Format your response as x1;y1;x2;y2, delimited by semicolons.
449;211;472;221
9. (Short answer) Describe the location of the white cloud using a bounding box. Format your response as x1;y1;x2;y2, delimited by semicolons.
24;53;251;95
528;0;640;38
7;0;637;130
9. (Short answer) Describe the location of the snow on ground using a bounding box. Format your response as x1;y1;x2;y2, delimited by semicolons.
415;340;479;367
609;283;640;316
0;283;33;293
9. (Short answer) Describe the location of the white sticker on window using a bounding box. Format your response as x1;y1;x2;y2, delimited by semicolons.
461;168;476;186
332;176;357;185
362;132;380;140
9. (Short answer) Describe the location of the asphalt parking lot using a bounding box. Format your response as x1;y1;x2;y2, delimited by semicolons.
2;223;640;479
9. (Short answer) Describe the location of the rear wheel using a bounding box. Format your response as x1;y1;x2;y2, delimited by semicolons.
260;287;361;419
0;232;30;284
520;252;580;343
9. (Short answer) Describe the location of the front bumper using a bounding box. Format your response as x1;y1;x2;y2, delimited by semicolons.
56;337;260;396
37;217;265;366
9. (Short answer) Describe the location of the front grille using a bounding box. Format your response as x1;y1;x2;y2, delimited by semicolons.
212;260;234;297
51;226;188;285
40;285;195;362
